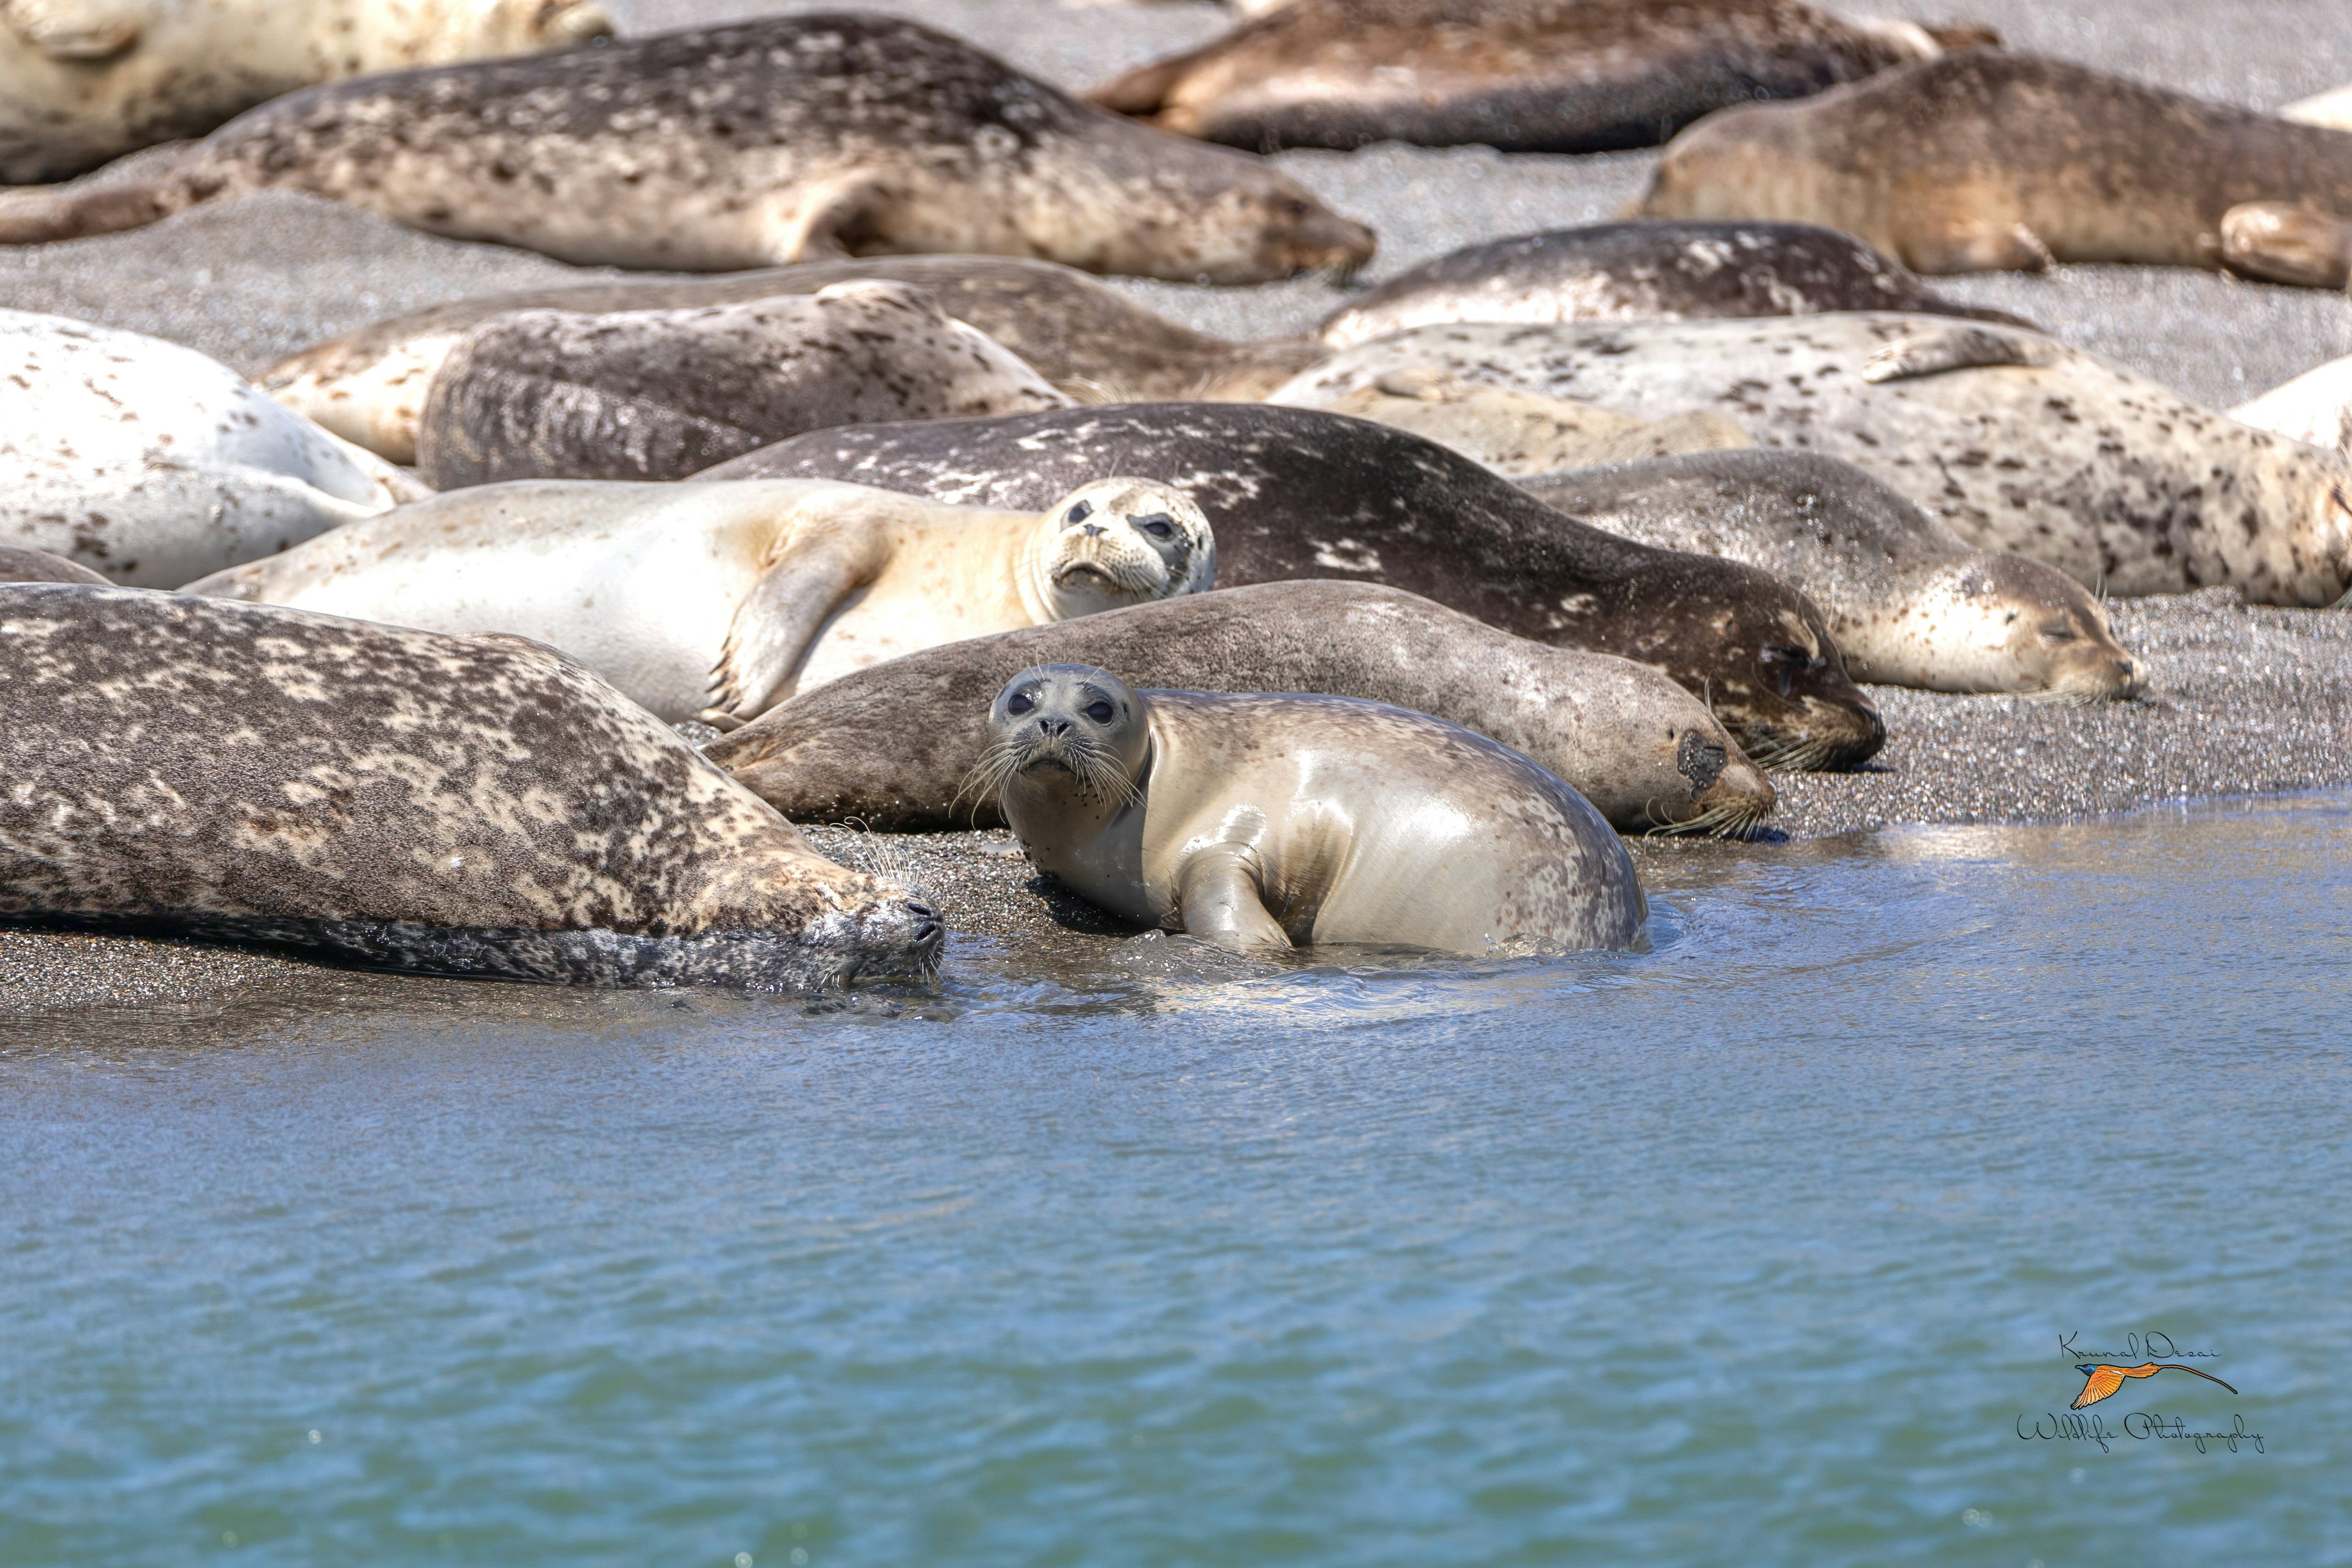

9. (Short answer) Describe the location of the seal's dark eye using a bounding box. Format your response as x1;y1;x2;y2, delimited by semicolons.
2040;623;2079;642
1133;513;1175;540
1007;691;1036;715
1065;499;1093;525
1083;701;1115;724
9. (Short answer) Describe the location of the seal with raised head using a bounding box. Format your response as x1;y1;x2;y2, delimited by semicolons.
263;255;1333;464
1518;451;2144;698
416;281;1072;488
1086;0;1991;152
186;477;1215;725
0;584;943;988
0;0;611;182
1637;51;2352;284
1275;314;2352;604
1319;221;2031;348
0;13;1378;283
708;580;1777;838
983;665;1645;955
0;309;424;587
0;546;107;585
1302;367;1751;473
2233;354;2352;459
704;402;1884;769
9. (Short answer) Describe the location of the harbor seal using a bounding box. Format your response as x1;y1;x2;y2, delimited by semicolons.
0;13;1378;283
0;0;611;182
1305;367;1752;473
984;666;1646;955
1638;52;2352;283
2283;85;2352;132
0;309;424;587
1086;0;1991;153
0;546;107;584
415;281;1072;488
1273;314;2352;603
2233;355;2352;459
1518;451;2144;698
185;477;1215;724
0;584;943;989
262;255;1332;464
1319;221;2032;349
709;581;1778;838
702;403;1885;770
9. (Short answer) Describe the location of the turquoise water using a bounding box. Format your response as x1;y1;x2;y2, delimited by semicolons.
4;793;2349;1566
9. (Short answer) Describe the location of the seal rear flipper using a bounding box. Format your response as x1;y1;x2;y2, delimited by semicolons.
704;525;893;726
1861;323;2064;383
2;0;146;59
0;175;183;245
2219;201;2352;289
1900;220;2054;276
1175;846;1291;952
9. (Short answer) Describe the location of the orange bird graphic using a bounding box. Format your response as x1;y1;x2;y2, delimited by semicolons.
2071;1363;2237;1409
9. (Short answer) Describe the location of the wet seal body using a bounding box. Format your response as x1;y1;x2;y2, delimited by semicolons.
986;666;1646;955
1086;0;1983;153
263;256;1332;465
1518;451;2143;697
1278;315;2352;604
187;477;1214;724
0;585;942;988
1319;221;2029;348
1638;52;2352;284
2234;355;2352;459
1289;366;1751;474
709;581;1776;837
704;402;1885;769
0;14;1377;282
417;281;1071;488
0;0;611;182
0;309;424;587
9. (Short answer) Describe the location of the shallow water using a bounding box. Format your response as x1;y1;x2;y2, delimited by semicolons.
4;793;2348;1565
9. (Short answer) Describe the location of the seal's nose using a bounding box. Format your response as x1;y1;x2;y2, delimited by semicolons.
903;899;943;946
1040;718;1069;737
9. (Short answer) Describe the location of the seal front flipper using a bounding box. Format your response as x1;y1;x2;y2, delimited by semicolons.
1175;845;1291;952
703;523;893;727
1;0;146;59
1901;220;2055;276
1861;323;2064;385
764;171;897;264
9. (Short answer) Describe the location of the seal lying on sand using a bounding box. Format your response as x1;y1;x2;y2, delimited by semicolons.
1319;221;2030;348
1518;452;2143;698
263;256;1332;464
703;402;1883;770
0;14;1377;283
1275;315;2352;603
1087;0;1990;153
2233;355;2352;459
186;478;1214;725
0;309;423;587
986;666;1645;954
0;585;942;988
416;282;1071;488
0;0;611;182
709;581;1776;838
1306;368;1751;473
1637;52;2352;282
0;546;107;584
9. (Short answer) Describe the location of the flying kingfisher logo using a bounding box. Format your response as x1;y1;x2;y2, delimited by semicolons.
2016;1332;2264;1455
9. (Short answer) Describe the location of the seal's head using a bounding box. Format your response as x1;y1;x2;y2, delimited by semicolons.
983;665;1153;840
1891;553;2144;701
473;0;614;51
1022;480;1215;621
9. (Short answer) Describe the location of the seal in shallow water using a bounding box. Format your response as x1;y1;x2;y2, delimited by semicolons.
415;281;1072;488
704;402;1885;769
709;580;1776;838
186;477;1214;724
262;255;1332;464
1637;52;2352;283
0;13;1378;283
985;665;1646;955
1275;314;2352;604
0;584;942;988
1518;451;2144;698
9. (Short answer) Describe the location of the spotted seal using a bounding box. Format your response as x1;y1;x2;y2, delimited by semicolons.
1518;451;2143;697
0;13;1378;283
262;255;1333;464
1638;52;2352;284
700;402;1883;769
2233;355;2352;459
186;477;1215;725
415;281;1071;488
1303;367;1752;473
0;584;943;988
709;580;1777;838
1274;314;2352;603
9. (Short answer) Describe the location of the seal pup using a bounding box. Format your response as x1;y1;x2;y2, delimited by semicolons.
2233;355;2352;459
708;581;1777;837
263;256;1332;464
1518;451;2143;698
702;403;1885;770
0;546;108;584
0;309;424;587
1637;52;2352;283
0;0;611;182
0;14;1378;284
0;584;942;989
1086;0;1992;153
186;477;1215;725
984;666;1645;955
1302;368;1751;474
1275;315;2352;604
1319;221;2030;348
416;281;1072;488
